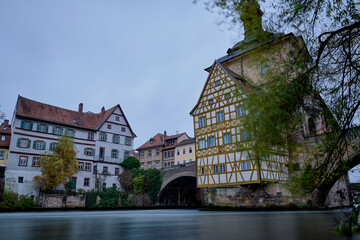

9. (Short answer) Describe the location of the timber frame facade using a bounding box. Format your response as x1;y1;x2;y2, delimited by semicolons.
190;61;288;187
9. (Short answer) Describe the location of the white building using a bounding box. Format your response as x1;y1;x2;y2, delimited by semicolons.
5;95;136;199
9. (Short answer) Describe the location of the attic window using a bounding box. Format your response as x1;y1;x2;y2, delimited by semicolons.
150;139;155;144
115;116;120;121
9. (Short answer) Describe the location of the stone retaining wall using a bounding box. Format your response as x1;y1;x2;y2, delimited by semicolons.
38;194;85;208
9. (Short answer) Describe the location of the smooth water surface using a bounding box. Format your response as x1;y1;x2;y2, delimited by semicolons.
0;209;358;240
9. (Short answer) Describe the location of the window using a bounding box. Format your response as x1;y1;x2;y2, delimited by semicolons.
189;159;192;162
111;149;119;158
148;150;152;157
183;160;186;164
66;129;75;137
140;151;144;158
177;161;180;165
236;106;245;117
32;157;40;167
208;136;215;147
241;130;250;141
156;162;159;169
177;150;180;156
225;93;230;99
164;151;168;158
17;138;30;148
223;133;231;144
217;112;224;122
78;162;84;171
88;132;94;140
189;147;192;153
199;139;205;149
220;164;226;173
0;135;5;142
85;163;91;171
53;126;62;135
103;166;108;174
199;117;206;128
123;150;130;159
171;140;175;146
242;161;251;170
84;178;90;187
148;163;152;169
0;151;4;160
140;164;144;169
115;116;120;121
201;167;205;175
208;99;213;105
113;135;120;143
125;137;132;146
20;121;33;130
156;148;159;156
107;124;112;129
33;141;46;150
183;148;186;154
213;165;218;173
19;156;28;166
84;148;94;156
115;168;120;176
121;127;126;132
37;124;48;133
261;60;270;75
171;150;174;157
99;132;107;141
18;177;24;183
49;142;58;151
215;80;220;86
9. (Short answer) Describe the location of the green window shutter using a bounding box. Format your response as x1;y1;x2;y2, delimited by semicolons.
36;124;40;131
84;148;87;155
33;141;36;149
29;122;33;130
105;134;107;142
52;127;55;134
50;143;53;150
43;142;46;150
73;130;76;137
60;128;63;135
92;149;95;156
65;129;68;136
20;121;24;129
45;125;49;133
27;140;31;148
17;138;21;147
112;135;115;143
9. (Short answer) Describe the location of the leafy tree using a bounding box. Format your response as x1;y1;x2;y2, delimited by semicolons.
194;0;360;207
34;135;78;191
121;156;140;170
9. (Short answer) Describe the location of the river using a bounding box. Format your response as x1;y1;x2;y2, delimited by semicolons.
0;209;358;240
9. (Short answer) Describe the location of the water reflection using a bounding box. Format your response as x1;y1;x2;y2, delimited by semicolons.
0;209;359;240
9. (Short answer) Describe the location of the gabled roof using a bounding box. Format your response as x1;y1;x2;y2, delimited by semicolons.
136;133;164;151
176;138;195;147
190;60;250;115
164;132;188;140
15;96;136;136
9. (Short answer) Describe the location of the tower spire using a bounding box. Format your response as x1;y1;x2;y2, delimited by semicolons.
240;0;264;41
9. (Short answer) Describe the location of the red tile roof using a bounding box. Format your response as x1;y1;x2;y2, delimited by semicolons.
15;96;136;136
136;133;164;151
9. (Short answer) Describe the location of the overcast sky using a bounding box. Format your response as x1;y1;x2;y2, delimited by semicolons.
0;0;239;148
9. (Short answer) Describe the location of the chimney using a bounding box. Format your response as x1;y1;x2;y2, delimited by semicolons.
4;119;9;126
101;106;105;114
78;103;83;126
164;131;167;137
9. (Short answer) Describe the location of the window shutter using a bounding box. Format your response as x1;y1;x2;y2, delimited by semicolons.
92;149;95;156
50;143;53;151
17;138;21;147
84;148;87;155
27;140;31;148
60;128;63;135
45;125;49;133
37;124;40;131
112;135;115;143
33;141;36;149
105;134;107;142
65;129;68;136
29;122;33;130
73;130;76;137
20;121;24;129
43;142;46;150
52;127;55;134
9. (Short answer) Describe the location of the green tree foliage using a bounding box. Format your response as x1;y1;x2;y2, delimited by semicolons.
0;191;34;209
121;156;140;170
34;135;78;190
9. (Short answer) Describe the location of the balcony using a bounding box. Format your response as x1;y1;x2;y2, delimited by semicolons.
94;155;124;164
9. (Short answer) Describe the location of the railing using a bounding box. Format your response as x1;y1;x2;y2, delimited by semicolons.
163;161;196;171
93;155;124;164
